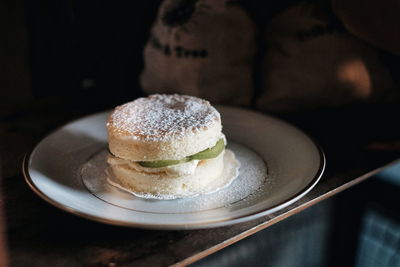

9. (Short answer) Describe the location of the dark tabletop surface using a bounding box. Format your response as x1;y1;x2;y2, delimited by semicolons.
0;102;399;267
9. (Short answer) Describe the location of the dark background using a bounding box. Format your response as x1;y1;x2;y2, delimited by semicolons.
26;1;166;108
2;0;162;114
1;0;302;115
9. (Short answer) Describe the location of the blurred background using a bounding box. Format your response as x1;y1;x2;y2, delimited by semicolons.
1;1;163;115
1;0;399;266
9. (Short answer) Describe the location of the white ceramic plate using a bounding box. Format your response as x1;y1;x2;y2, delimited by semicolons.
23;106;325;229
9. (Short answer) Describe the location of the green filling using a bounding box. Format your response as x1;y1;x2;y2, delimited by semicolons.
138;138;225;168
138;158;190;168
188;138;225;160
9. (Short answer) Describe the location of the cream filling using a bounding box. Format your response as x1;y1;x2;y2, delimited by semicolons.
108;134;227;177
107;155;201;177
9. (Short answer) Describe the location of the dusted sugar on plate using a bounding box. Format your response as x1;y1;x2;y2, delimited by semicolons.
106;94;240;199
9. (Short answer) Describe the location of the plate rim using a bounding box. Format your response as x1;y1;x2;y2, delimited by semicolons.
23;106;326;230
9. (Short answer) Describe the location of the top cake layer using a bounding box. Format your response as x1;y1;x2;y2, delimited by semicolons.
107;94;223;161
107;94;220;142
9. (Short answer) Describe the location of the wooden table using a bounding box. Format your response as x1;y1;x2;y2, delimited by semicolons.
1;103;399;266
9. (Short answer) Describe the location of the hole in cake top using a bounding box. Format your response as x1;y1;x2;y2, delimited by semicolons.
107;94;221;141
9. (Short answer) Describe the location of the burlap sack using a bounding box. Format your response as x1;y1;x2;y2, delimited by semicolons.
332;0;400;56
140;0;255;106
256;2;398;113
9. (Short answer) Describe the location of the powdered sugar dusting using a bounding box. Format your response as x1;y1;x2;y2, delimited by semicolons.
81;142;268;213
106;149;240;200
107;94;220;141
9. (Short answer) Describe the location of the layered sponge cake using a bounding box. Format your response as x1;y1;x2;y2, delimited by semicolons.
106;94;239;198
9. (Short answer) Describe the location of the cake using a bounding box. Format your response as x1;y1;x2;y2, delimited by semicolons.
106;94;239;198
